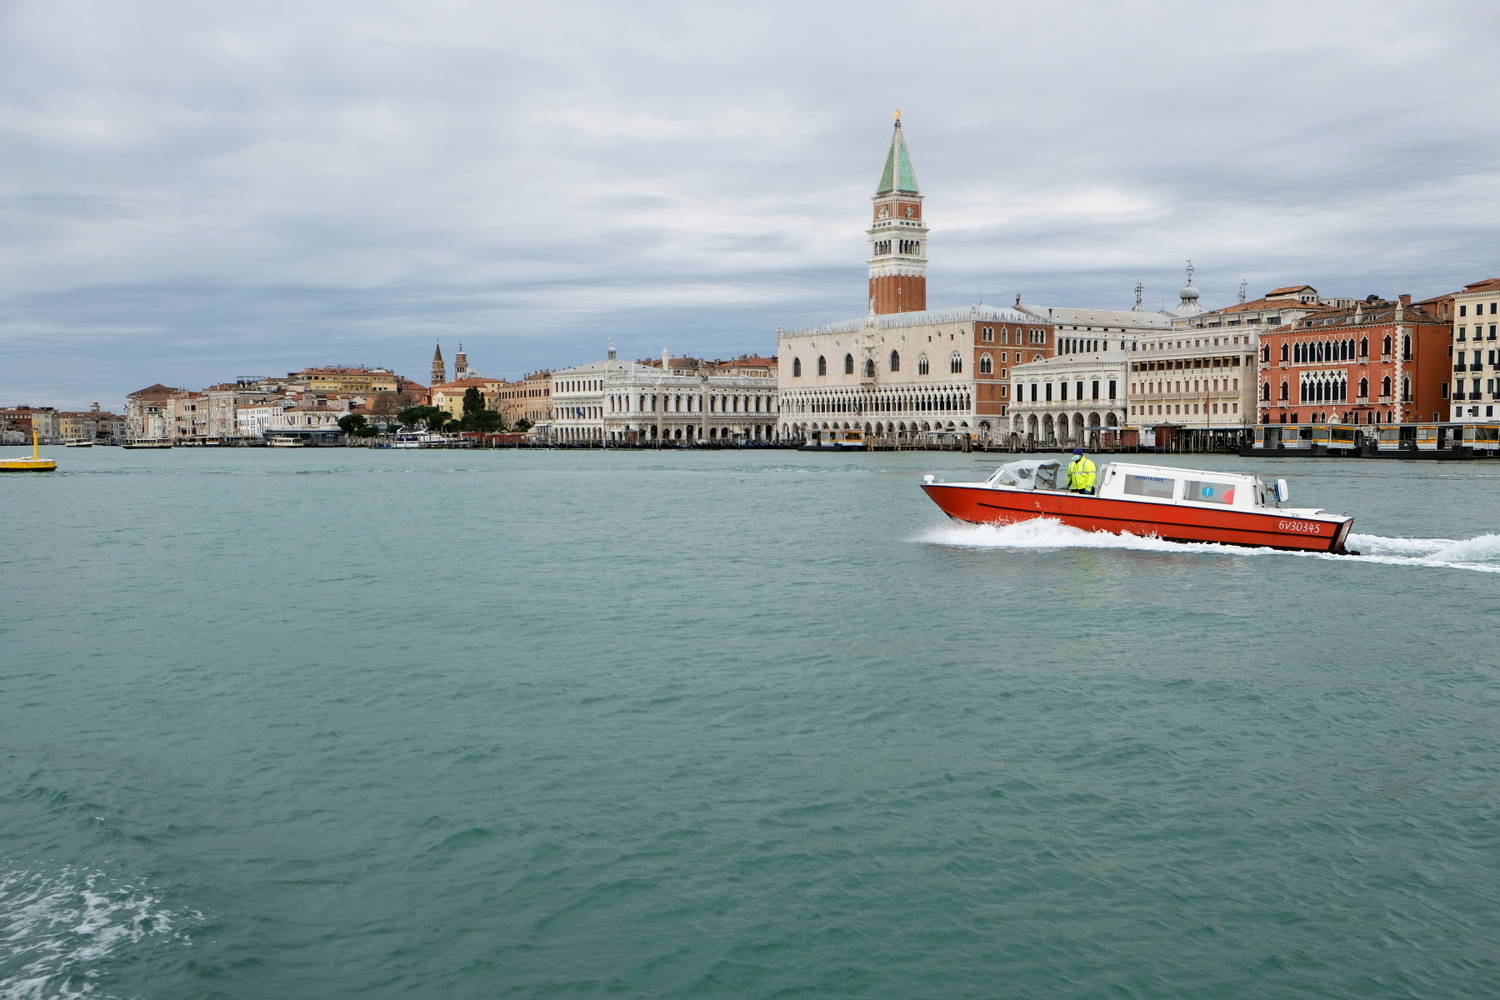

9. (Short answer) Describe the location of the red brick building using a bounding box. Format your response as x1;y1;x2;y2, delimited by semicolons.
1257;295;1451;425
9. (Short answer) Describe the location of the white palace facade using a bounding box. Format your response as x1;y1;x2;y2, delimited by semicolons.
549;347;778;444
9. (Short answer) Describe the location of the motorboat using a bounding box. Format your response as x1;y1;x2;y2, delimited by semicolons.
921;459;1356;554
266;434;307;448
1;430;57;472
63;439;94;447
122;439;173;449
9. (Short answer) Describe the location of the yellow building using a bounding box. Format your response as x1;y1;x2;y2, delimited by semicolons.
292;367;400;395
430;378;509;419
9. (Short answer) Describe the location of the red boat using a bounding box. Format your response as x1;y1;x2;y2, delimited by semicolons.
921;460;1356;554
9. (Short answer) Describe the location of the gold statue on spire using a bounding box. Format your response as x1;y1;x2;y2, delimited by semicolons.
893;108;901;121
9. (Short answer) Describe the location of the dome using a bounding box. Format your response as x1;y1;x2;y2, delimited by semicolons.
1179;283;1200;302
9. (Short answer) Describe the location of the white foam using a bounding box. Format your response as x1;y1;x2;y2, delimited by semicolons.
917;520;1500;574
1;866;194;1000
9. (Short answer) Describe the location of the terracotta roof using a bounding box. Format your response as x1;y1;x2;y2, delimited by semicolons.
1201;296;1308;316
1265;285;1316;296
128;383;182;398
432;377;506;390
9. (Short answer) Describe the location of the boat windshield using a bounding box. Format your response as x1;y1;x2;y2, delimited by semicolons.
987;460;1061;491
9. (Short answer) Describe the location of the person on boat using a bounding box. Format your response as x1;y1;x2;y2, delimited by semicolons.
1065;448;1097;494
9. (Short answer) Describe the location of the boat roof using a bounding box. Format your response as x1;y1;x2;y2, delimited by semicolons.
1103;461;1261;486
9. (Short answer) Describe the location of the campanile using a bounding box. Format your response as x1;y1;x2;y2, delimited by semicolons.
867;111;927;315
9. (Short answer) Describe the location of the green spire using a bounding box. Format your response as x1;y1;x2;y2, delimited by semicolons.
876;116;919;196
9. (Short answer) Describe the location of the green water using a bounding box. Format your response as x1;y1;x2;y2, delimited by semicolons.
3;448;1498;999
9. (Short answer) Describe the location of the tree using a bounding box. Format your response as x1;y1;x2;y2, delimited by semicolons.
514;418;533;432
462;387;484;417
337;413;367;435
428;411;451;432
464;410;503;433
398;405;443;428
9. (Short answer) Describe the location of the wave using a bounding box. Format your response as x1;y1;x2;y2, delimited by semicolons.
917;519;1500;574
0;865;198;1000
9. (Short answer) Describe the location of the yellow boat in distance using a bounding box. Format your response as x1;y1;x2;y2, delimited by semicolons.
1;429;58;472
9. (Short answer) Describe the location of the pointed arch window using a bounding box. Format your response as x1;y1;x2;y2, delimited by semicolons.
889;350;901;372
950;351;963;374
1358;377;1368;399
844;354;854;375
793;358;802;377
1261;381;1270;401
1280;343;1289;362
918;354;930;375
1382;375;1392;397
817;355;827;376
979;353;994;374
864;359;876;378
1279;380;1289;401
1359;337;1368;358
1383;334;1392;356
1402;334;1412;361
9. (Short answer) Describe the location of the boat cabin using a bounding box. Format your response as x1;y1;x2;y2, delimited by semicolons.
984;460;1290;511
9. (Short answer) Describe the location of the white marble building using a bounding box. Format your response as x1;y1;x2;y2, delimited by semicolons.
1008;350;1129;447
551;348;778;444
776;305;1053;445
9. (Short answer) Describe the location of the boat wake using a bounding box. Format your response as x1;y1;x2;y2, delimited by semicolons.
0;864;199;999
917;519;1500;574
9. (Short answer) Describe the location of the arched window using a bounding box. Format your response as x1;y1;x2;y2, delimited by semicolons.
1402;334;1412;361
1382;375;1392;397
1359;337;1368;357
1401;375;1411;401
1280;343;1289;362
844;354;854;375
1382;334;1392;356
979;353;993;374
889;350;901;372
1359;377;1368;398
1261;381;1270;401
864;358;876;378
1279;380;1289;401
950;351;963;374
1261;345;1270;363
793;358;802;377
817;355;826;376
918;354;930;375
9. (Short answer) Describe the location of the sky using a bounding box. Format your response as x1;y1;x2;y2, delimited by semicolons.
2;0;1498;409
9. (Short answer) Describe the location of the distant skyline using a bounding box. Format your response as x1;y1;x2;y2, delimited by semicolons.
3;0;1498;408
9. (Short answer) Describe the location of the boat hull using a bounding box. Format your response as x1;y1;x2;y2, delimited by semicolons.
0;460;57;472
922;483;1354;554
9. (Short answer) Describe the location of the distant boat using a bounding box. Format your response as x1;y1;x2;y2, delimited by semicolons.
64;439;94;447
800;429;866;451
122;439;173;449
1;430;58;472
267;435;307;448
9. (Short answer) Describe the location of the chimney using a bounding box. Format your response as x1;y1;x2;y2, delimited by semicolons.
1399;293;1411;306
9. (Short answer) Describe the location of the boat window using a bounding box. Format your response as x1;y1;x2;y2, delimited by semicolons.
1123;474;1175;499
1184;479;1236;504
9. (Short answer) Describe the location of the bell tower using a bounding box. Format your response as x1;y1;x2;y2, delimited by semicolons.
431;342;446;385
867;110;927;315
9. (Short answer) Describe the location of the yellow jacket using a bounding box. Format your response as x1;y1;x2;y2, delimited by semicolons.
1066;456;1097;492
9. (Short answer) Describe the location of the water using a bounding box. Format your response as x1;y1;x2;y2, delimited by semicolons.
3;447;1498;999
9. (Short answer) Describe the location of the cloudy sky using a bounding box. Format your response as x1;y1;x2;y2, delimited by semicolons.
3;0;1497;408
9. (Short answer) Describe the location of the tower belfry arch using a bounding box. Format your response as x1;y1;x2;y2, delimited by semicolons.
867;110;927;315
